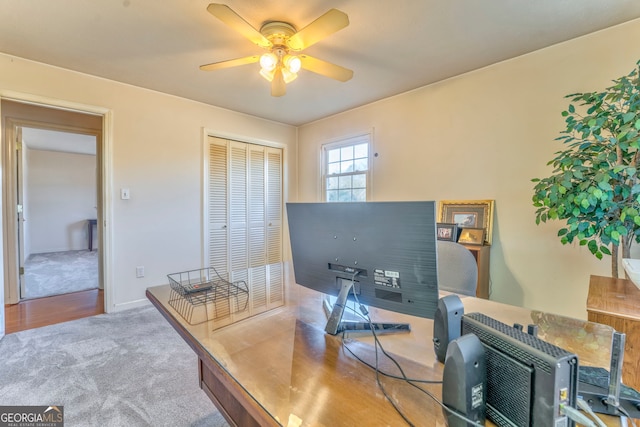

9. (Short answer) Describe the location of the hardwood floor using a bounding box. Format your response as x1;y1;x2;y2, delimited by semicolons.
4;289;104;334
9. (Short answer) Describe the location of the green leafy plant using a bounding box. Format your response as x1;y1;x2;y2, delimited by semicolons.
532;60;640;277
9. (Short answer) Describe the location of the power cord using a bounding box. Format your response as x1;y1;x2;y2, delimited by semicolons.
345;277;483;427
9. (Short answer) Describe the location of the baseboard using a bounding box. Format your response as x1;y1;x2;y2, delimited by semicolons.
111;298;151;313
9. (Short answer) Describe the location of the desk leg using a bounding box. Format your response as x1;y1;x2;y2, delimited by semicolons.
88;221;93;251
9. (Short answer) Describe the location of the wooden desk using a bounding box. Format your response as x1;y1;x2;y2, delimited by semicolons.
147;284;620;426
587;275;640;391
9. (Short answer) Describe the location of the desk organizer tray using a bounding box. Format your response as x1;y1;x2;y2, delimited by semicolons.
167;267;249;325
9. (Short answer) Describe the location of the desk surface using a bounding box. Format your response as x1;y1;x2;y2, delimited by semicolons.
147;284;620;426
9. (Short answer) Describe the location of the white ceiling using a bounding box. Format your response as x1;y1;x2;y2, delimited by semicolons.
22;128;96;156
2;1;640;126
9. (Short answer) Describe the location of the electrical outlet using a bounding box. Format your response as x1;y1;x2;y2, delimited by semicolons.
136;266;145;278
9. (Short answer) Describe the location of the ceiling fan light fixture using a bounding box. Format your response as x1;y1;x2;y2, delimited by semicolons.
259;52;278;72
202;5;353;97
281;66;298;84
284;55;301;74
259;67;276;82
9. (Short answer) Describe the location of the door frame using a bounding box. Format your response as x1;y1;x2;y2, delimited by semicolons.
11;119;101;299
0;92;114;316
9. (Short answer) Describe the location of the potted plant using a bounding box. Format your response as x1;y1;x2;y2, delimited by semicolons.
532;60;640;278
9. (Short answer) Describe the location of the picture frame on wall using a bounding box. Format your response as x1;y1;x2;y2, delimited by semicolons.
436;223;458;242
457;227;486;246
438;200;495;245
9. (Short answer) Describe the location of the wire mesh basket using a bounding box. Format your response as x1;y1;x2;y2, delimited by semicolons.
167;267;249;325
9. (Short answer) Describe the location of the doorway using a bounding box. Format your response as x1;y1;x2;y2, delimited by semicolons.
2;99;107;333
19;127;99;300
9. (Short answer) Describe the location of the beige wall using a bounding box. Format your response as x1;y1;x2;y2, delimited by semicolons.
297;19;640;320
2;19;640;319
26;149;97;254
0;53;297;311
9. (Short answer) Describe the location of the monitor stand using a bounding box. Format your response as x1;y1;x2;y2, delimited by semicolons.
322;278;411;335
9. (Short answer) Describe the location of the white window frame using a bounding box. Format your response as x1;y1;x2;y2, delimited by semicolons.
321;132;373;202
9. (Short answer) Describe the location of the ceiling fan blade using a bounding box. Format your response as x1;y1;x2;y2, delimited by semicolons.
299;55;353;82
199;55;260;71
271;68;286;97
207;4;271;48
287;9;349;51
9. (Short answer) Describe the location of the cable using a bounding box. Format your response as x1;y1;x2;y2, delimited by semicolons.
343;273;416;427
340;341;441;384
345;276;483;427
561;403;598;427
404;378;486;427
616;405;638;427
342;338;483;425
576;398;607;427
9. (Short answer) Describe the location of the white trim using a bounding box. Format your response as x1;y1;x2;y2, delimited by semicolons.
111;298;151;312
320;129;374;202
101;110;114;313
0;91;107;117
201;129;209;270
0;90;114;314
205;128;287;150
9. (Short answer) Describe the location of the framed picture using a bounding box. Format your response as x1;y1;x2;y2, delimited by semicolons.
438;200;495;245
436;223;458;242
457;227;486;246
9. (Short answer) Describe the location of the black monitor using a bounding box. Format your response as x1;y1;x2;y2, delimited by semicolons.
286;201;439;335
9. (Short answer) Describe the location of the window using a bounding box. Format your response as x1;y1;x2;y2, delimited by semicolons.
322;134;370;202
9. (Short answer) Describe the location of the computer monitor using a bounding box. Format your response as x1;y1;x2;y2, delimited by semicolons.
286;201;439;335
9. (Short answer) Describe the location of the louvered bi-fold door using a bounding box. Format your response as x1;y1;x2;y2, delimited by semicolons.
207;136;284;323
266;148;284;306
208;139;228;279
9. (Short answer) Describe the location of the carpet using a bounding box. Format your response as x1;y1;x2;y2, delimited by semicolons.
23;250;99;300
0;306;229;427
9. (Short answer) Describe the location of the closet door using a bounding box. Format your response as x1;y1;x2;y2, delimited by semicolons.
228;140;248;286
207;137;229;278
248;144;268;313
266;147;284;306
207;136;283;321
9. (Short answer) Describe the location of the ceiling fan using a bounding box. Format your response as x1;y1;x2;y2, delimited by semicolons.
200;4;354;97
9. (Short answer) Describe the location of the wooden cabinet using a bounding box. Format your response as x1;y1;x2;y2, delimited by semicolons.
587;275;640;391
462;244;490;299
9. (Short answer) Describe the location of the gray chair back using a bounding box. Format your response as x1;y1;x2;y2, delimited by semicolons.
437;241;478;296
